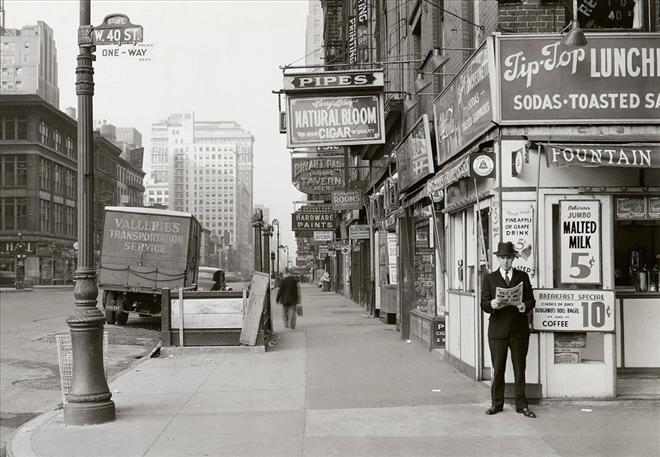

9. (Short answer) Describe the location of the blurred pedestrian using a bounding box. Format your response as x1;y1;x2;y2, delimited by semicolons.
210;269;226;291
276;274;301;329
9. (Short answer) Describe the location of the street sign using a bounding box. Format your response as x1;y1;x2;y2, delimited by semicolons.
93;14;143;46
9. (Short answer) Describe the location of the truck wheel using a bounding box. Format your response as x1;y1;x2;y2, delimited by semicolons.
116;311;129;325
103;291;116;324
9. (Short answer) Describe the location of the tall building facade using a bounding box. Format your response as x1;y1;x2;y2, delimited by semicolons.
149;113;254;274
0;95;144;286
0;21;59;108
305;0;324;66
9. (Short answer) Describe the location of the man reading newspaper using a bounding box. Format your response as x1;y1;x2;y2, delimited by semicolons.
480;241;536;418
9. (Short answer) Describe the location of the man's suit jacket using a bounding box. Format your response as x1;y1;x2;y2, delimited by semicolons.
276;276;300;306
480;268;535;339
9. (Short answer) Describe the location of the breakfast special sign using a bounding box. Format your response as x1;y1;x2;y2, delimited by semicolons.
497;34;660;124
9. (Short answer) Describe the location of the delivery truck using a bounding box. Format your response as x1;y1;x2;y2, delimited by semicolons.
99;206;201;325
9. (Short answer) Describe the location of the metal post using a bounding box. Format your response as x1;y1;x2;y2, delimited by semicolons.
64;0;115;425
263;225;272;275
178;287;184;347
252;210;264;272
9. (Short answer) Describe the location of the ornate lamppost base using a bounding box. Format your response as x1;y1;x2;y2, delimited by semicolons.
64;400;116;426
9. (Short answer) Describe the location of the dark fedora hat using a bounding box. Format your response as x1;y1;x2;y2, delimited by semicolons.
494;241;518;258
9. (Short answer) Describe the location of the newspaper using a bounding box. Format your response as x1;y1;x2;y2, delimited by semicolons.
495;282;525;312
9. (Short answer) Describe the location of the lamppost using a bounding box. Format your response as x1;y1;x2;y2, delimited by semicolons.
262;224;272;275
252;209;264;272
14;232;26;289
64;0;115;425
271;218;279;277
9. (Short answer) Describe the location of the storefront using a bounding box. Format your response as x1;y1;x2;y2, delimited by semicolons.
433;32;660;398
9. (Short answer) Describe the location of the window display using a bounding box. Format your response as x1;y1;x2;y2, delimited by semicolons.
576;0;645;30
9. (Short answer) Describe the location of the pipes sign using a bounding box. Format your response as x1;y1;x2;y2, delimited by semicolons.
533;289;614;332
559;200;601;285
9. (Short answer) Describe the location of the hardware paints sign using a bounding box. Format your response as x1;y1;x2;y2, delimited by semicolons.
498;34;660;123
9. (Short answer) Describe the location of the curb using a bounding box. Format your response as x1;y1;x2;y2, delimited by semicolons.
0;289;33;293
8;409;59;457
159;345;266;356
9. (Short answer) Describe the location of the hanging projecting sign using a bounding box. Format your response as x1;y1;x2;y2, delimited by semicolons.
291;157;345;194
313;231;334;242
396;114;434;192
349;224;370;240
559;200;602;285
533;289;614;332
292;212;336;231
283;70;383;91
286;95;385;148
433;38;496;165
332;190;363;211
497;34;660;124
545;144;660;168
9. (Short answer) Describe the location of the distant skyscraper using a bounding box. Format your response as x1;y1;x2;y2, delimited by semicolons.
0;21;59;107
149;113;254;273
305;0;324;67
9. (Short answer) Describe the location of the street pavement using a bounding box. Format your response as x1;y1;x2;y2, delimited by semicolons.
0;288;159;457
8;284;660;457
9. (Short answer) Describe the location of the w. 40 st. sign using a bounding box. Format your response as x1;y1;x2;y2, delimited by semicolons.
92;14;143;46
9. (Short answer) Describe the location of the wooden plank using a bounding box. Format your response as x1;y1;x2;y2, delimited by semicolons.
239;272;270;346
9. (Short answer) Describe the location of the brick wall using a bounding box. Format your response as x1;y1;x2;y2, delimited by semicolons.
497;0;567;33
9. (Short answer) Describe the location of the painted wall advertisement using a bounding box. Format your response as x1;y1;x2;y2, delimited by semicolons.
433;39;495;164
533;289;615;332
498;201;535;278
498;34;660;123
396;114;434;191
559;200;601;285
287;95;385;147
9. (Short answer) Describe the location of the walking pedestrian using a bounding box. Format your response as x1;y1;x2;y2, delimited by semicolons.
210;269;226;291
276;274;301;330
480;241;537;418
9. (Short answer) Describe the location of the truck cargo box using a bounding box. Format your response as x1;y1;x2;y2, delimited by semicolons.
99;206;201;292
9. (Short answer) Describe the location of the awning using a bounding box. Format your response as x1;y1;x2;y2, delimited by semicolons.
543;143;660;168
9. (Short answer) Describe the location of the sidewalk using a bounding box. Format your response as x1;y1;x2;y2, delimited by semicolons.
9;284;660;457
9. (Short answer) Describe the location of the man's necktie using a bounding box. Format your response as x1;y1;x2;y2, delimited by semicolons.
505;271;510;286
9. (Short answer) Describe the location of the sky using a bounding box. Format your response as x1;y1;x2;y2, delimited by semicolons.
5;0;308;261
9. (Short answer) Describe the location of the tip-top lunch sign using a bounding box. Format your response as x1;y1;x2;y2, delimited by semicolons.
92;14;143;45
498;34;660;124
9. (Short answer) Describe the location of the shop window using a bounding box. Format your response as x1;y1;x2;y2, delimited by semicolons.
449;211;466;290
574;0;649;30
554;332;605;364
613;196;660;291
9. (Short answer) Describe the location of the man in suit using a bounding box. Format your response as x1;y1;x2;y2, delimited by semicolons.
481;241;536;418
276;275;301;330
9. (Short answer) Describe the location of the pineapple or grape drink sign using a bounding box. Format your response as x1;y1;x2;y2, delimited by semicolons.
500;201;535;278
